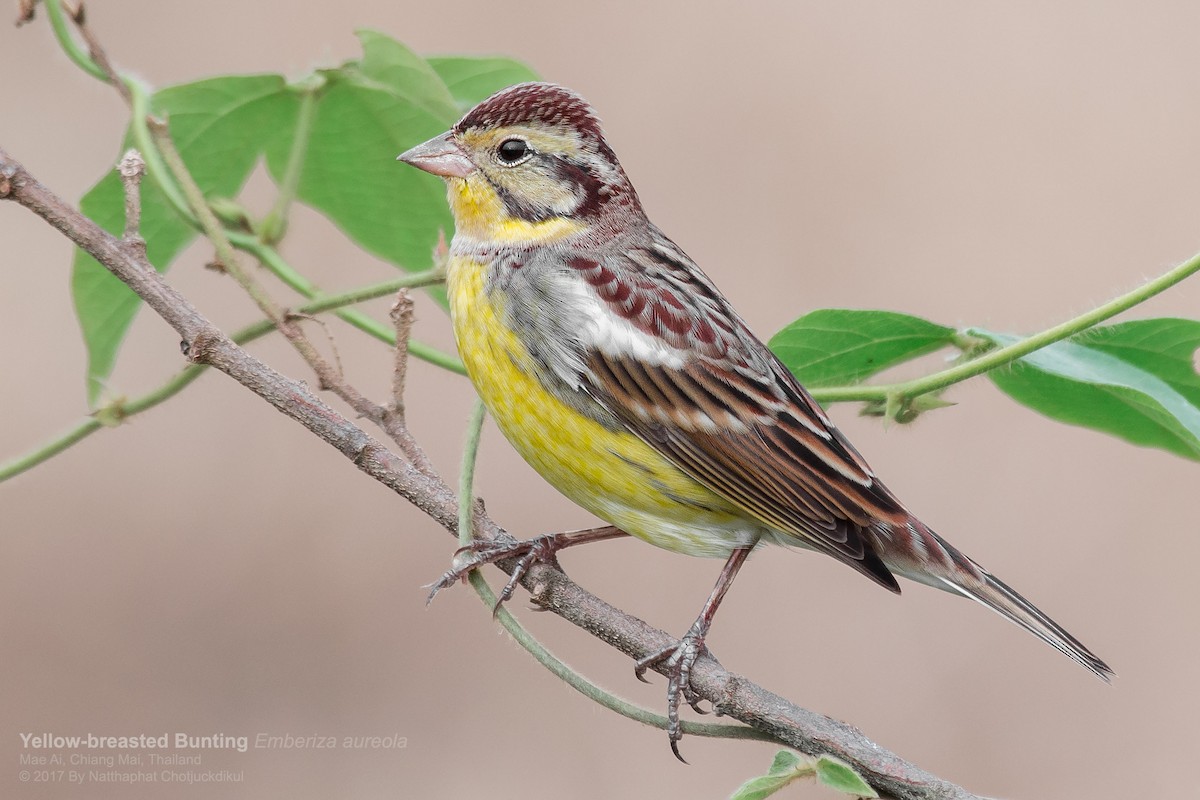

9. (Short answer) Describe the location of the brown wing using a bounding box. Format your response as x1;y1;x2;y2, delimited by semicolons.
571;231;907;591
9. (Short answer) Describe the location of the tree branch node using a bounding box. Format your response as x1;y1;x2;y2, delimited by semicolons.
181;328;221;365
0;159;18;197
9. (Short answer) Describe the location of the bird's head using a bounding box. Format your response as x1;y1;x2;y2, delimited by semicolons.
399;82;642;243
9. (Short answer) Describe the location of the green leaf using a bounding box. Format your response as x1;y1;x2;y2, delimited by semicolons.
263;67;454;279
73;75;295;405
355;30;460;121
1077;318;1200;409
729;774;795;800
769;309;957;388
767;749;805;776
814;755;878;798
427;55;539;109
729;750;813;800
975;319;1200;460
70;37;537;405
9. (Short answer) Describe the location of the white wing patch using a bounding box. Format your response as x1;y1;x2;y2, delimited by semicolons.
557;277;687;369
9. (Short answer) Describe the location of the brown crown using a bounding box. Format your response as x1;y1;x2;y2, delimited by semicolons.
454;82;604;140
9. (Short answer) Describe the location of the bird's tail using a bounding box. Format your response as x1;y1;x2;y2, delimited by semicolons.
937;569;1113;681
881;522;1114;681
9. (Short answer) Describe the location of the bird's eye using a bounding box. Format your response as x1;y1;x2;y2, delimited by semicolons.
497;138;529;164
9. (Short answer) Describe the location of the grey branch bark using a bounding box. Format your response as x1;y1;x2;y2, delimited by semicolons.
0;145;985;800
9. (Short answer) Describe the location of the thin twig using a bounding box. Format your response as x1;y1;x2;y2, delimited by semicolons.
234;235;463;373
371;284;427;468
288;311;345;382
389;288;415;421
65;1;132;104
37;0;107;81
378;286;435;473
117;149;144;248
1;145;982;800
146;115;399;434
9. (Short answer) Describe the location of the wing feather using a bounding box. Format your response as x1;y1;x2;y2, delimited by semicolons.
567;232;907;591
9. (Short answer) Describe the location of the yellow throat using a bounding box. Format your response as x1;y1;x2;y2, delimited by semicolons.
445;174;584;243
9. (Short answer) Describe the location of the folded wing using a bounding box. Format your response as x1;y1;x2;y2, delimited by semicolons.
570;231;911;591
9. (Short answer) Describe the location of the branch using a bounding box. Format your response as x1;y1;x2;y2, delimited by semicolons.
0;147;985;800
0;273;441;483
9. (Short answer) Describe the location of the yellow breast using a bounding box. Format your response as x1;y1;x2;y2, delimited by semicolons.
446;256;752;557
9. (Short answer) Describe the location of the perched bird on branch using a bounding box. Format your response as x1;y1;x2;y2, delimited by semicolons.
401;81;1111;758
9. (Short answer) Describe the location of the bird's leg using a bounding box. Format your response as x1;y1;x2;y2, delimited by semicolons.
634;546;753;762
426;525;628;612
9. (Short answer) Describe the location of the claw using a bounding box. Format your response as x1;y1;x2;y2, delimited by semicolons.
426;526;629;611
670;737;689;765
425;532;578;611
492;546;544;615
425;547;490;604
633;644;672;683
428;539;532;606
634;625;715;763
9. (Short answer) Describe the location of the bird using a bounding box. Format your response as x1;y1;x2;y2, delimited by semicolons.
398;82;1112;758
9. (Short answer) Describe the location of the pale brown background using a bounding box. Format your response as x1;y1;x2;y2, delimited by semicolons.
3;2;1199;798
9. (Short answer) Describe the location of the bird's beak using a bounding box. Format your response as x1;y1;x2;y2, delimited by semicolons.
397;132;476;178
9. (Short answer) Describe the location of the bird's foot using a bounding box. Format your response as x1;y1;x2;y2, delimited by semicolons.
426;533;561;613
426;526;627;614
634;621;718;763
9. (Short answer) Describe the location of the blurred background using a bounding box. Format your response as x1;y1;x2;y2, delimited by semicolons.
3;2;1200;798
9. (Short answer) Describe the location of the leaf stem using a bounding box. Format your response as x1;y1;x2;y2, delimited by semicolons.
458;397;487;547
809;247;1200;405
0;417;101;481
42;0;107;81
467;572;773;741
258;81;321;243
232;235;466;374
148;117;297;331
128;86;196;228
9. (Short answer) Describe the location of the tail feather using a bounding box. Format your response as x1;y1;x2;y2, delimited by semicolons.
937;571;1114;681
877;520;1113;680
